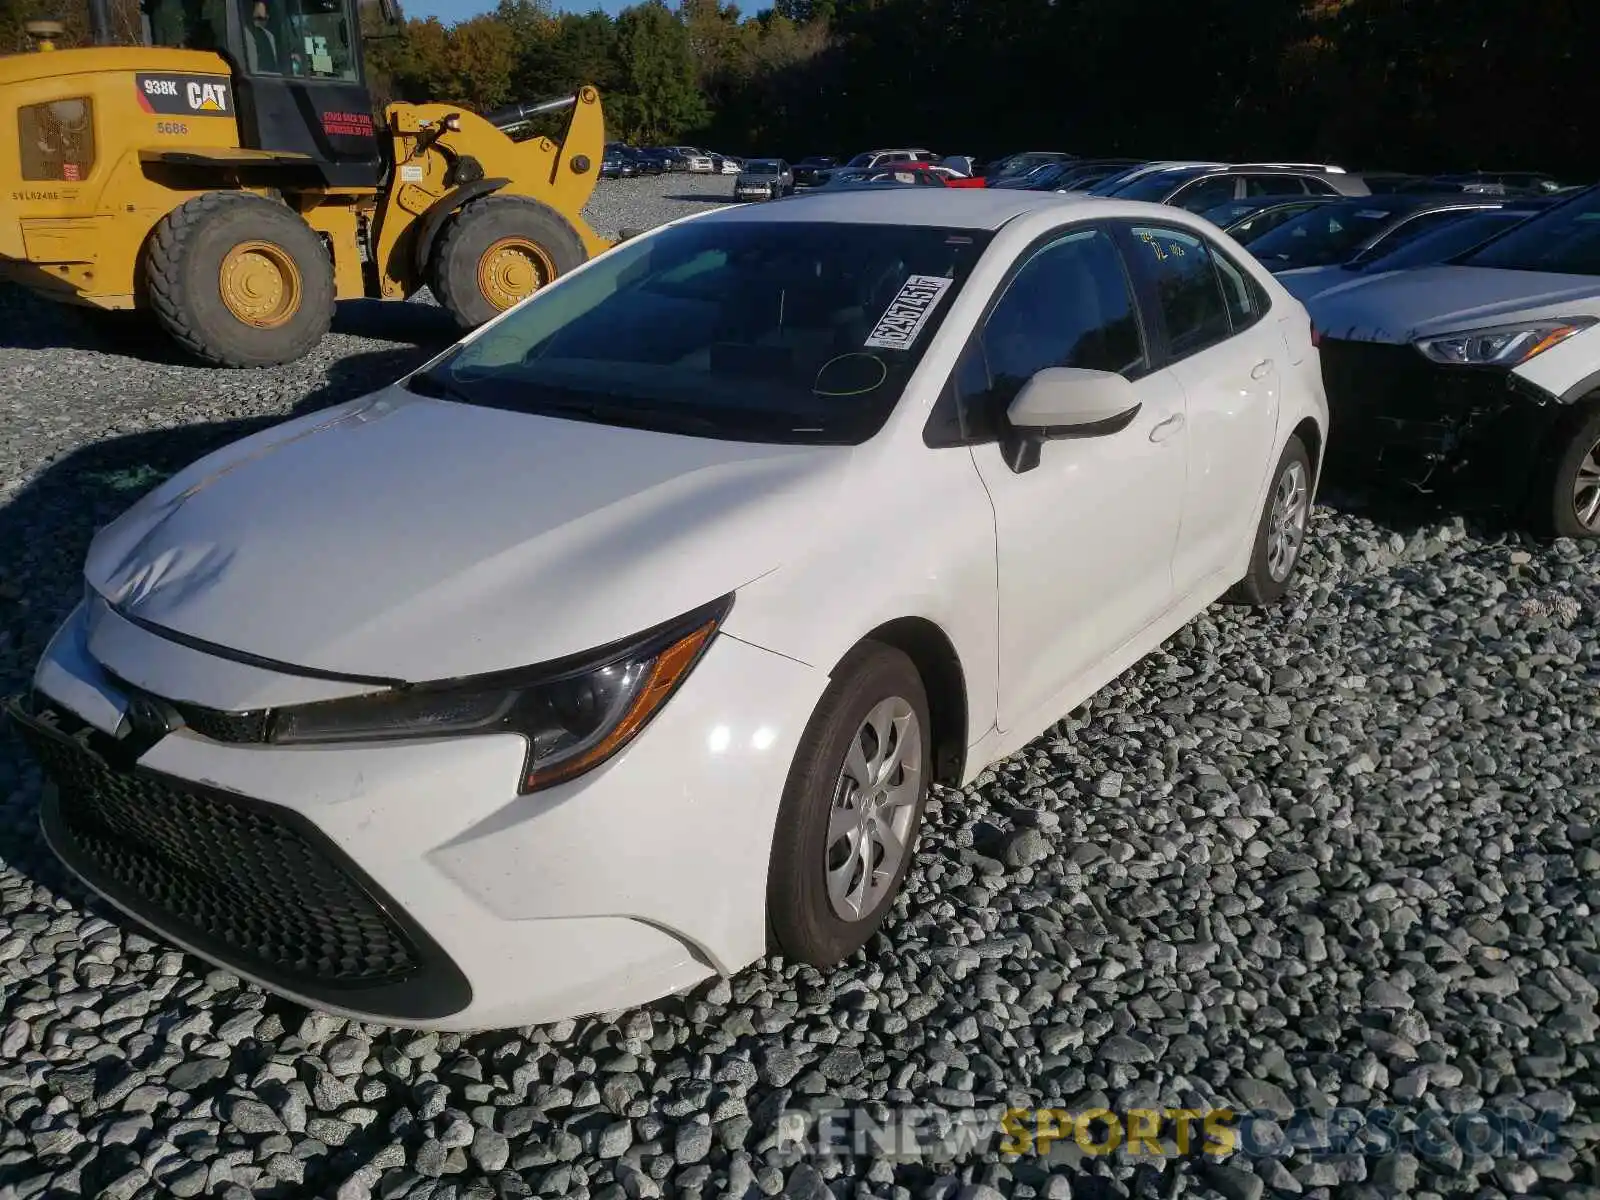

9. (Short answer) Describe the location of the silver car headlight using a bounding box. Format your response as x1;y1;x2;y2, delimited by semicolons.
270;595;731;793
1413;316;1597;367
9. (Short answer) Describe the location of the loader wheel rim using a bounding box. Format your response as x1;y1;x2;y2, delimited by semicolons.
477;237;554;311
219;241;301;329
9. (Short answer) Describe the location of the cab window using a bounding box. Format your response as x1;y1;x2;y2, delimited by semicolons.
238;0;358;80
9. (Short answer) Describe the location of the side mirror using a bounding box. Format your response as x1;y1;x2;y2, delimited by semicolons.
1008;367;1140;436
1001;367;1141;474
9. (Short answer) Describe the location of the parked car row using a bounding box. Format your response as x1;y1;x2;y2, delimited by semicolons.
601;142;744;179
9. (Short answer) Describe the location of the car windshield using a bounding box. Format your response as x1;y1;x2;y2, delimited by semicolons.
408;220;992;445
1458;187;1600;275
745;162;780;175
1349;208;1531;271
1245;203;1411;266
846;153;875;168
1096;168;1207;202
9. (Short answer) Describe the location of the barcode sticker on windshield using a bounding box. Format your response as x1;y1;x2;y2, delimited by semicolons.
864;275;955;350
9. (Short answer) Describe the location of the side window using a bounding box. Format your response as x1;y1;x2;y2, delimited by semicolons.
1301;176;1342;196
1211;247;1272;332
1128;225;1233;359
939;227;1145;442
1171;175;1239;213
1374;208;1472;253
1244;174;1308;197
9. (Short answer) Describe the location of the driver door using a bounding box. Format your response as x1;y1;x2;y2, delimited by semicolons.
956;225;1187;732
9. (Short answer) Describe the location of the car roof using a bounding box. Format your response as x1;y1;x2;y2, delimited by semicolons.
711;189;1210;231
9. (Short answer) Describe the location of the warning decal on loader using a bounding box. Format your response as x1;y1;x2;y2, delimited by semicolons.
136;74;234;117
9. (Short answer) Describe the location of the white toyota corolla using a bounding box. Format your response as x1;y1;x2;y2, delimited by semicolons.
6;191;1327;1030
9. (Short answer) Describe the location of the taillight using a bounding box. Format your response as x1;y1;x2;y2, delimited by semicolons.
1309;321;1323;348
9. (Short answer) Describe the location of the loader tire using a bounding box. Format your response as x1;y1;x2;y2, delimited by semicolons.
430;194;586;330
143;192;334;368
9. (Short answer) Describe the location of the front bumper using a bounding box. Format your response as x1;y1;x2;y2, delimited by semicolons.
8;603;827;1030
1317;337;1565;504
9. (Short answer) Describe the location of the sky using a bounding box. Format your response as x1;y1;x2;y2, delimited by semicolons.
405;0;772;22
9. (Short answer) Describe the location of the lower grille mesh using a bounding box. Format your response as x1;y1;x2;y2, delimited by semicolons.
16;708;420;986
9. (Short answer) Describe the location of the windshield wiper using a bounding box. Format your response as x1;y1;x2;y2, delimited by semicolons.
519;396;726;437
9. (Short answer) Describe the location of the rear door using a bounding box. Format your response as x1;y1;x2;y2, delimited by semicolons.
1117;222;1283;595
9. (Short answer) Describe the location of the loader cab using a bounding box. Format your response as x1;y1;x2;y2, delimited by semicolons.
141;0;382;186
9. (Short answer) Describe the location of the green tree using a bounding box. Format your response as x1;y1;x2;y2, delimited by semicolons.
609;0;708;143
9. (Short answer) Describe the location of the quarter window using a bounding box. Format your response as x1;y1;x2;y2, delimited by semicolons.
1129;225;1232;359
1211;246;1271;332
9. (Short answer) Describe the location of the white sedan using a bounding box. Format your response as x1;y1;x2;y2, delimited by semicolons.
6;192;1327;1030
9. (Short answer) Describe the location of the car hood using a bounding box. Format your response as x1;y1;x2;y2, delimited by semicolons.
84;387;851;683
1306;265;1600;344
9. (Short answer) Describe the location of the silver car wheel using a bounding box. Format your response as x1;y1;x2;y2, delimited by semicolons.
824;696;922;921
1571;435;1600;532
1266;459;1309;582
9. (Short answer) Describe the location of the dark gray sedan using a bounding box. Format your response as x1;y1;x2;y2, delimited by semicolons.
734;159;795;201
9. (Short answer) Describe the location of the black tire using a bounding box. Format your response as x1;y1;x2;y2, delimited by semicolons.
1226;434;1314;607
143;192;334;368
767;641;932;966
429;194;587;331
1543;403;1600;539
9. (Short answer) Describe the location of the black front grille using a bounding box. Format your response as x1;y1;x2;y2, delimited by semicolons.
5;696;472;1020
1317;337;1540;492
170;701;271;744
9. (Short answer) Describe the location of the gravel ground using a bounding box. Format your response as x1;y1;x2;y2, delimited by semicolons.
2;172;1598;1200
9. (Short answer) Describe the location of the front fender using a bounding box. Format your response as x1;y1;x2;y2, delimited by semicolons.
1510;322;1600;404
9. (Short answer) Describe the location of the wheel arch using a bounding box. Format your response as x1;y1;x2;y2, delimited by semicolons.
1291;414;1324;494
843;617;968;787
411;177;511;280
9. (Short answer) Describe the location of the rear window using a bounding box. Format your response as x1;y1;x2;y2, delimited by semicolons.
1246;204;1404;267
410;220;993;445
1355;209;1532;270
1459;187;1600;275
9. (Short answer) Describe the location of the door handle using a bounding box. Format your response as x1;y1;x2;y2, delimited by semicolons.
1149;412;1185;443
1251;359;1274;380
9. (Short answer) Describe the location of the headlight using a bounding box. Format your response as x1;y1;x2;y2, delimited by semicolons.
1413;316;1597;367
270;595;731;793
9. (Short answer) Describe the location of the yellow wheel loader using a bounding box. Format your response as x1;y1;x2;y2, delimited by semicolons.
0;0;610;366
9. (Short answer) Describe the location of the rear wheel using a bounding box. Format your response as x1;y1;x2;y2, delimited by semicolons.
429;194;587;330
767;642;932;966
1226;434;1313;606
143;192;334;368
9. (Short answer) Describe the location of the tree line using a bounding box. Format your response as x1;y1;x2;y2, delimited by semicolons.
1;0;1592;176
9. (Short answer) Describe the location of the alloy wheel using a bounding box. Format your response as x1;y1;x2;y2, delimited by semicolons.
1267;459;1310;582
824;697;923;921
1570;434;1600;532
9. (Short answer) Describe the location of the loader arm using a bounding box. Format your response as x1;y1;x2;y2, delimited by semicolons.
372;85;609;301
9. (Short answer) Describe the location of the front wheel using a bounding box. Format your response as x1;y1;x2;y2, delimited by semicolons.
767;642;931;966
1226;434;1313;607
429;194;587;331
1545;404;1600;538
